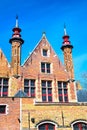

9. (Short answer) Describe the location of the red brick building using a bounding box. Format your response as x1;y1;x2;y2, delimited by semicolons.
0;17;87;130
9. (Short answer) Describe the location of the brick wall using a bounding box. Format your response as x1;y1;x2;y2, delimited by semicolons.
0;49;11;77
0;98;20;130
22;37;77;102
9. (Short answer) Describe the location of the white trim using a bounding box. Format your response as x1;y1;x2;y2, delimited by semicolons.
0;104;8;115
37;120;58;129
41;48;50;57
40;62;51;74
71;120;87;130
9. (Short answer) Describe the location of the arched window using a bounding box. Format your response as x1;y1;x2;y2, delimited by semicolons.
39;123;55;130
73;122;87;130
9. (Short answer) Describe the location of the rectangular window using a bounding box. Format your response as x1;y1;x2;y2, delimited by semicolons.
0;78;9;97
58;81;68;102
24;79;35;97
42;80;52;102
41;62;51;73
0;105;6;114
43;49;48;56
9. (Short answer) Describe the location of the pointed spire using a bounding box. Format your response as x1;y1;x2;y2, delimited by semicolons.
9;15;24;44
64;23;67;35
61;24;73;50
16;15;18;27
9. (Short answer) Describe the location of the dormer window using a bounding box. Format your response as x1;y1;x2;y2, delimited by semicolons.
43;49;48;56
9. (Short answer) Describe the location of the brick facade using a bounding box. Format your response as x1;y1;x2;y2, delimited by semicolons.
0;20;87;130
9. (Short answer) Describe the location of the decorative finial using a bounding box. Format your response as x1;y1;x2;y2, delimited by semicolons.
42;31;46;38
64;23;67;35
16;15;18;27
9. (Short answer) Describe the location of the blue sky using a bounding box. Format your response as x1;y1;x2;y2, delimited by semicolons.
0;0;87;88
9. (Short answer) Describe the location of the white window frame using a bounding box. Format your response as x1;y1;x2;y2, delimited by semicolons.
0;104;9;115
41;49;50;57
37;121;58;130
41;62;51;74
71;120;87;130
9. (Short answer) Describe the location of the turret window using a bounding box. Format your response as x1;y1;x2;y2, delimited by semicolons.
0;78;9;97
24;79;35;97
58;81;68;102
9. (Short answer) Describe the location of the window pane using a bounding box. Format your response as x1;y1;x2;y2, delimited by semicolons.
24;87;29;93
58;89;62;94
73;124;79;130
58;82;62;88
42;96;46;101
48;124;54;130
42;88;46;94
31;88;35;97
39;124;55;130
0;105;6;114
48;88;52;94
41;63;45;72
30;80;35;86
43;49;47;56
82;123;87;129
73;123;87;130
39;124;45;130
47;81;51;87
31;87;35;93
24;79;29;86
3;86;8;97
59;96;63;102
48;96;52;102
63;82;67;88
3;79;8;85
64;96;68;102
42;81;46;87
47;63;50;73
64;89;67;94
3;86;8;92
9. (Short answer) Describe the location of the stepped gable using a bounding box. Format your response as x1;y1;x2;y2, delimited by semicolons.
0;49;11;77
